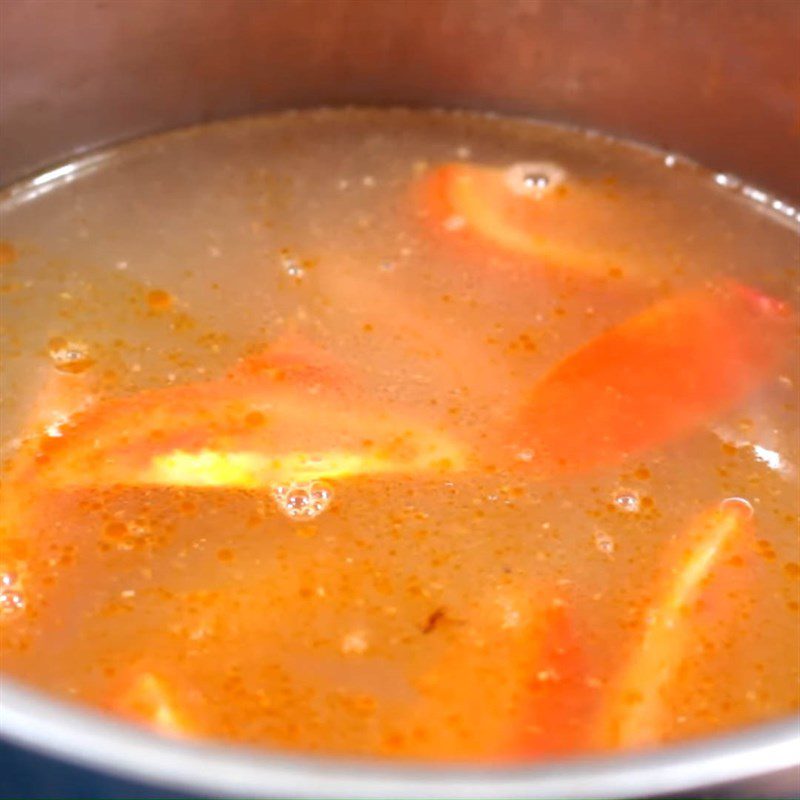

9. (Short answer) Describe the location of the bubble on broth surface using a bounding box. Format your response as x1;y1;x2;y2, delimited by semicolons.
752;445;786;473
280;252;305;279
273;481;333;521
593;529;616;555
47;337;94;374
504;161;566;199
0;571;26;621
612;488;641;513
719;496;755;521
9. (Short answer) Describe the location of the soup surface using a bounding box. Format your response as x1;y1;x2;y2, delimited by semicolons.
1;109;798;761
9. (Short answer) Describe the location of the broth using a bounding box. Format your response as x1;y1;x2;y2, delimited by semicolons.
1;109;798;761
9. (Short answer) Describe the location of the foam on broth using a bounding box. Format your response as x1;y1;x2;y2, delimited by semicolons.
0;109;798;760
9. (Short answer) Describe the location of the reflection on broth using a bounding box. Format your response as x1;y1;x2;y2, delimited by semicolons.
0;109;798;761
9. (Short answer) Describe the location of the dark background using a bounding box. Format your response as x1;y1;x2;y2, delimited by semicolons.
0;740;188;800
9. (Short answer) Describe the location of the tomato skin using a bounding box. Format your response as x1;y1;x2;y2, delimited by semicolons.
597;502;753;748
4;337;467;493
399;584;592;763
422;162;644;279
511;601;594;759
502;281;795;476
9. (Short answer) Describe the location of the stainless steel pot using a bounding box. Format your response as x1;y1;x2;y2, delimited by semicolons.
1;1;798;797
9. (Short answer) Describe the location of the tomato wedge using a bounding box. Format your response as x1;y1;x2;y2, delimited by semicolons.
6;337;466;492
597;502;753;748
422;162;651;278
392;586;589;761
223;332;355;392
320;269;521;402
501;281;794;475
512;601;593;758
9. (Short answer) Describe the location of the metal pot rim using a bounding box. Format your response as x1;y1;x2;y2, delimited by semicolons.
1;676;798;798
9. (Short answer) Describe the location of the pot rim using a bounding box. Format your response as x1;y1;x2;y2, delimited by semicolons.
1;676;798;798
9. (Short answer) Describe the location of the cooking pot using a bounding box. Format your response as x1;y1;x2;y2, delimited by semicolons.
1;0;798;797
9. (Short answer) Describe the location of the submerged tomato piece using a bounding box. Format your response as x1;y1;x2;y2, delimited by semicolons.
422;162;647;278
512;602;593;758
224;332;355;392
597;502;753;748
503;282;794;475
10;336;466;491
395;586;589;762
321;269;521;402
113;672;194;737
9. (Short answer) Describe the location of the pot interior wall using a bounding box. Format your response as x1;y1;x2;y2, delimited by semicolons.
1;0;799;199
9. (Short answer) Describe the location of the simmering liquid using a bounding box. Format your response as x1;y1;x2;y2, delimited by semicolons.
1;109;798;761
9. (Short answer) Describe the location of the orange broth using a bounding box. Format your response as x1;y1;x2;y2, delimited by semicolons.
0;109;798;761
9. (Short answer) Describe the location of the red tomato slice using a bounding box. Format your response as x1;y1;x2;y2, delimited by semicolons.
320;268;522;403
392;585;590;762
7;336;466;492
422;162;650;278
596;501;753;749
511;601;594;758
501;281;794;475
224;332;356;393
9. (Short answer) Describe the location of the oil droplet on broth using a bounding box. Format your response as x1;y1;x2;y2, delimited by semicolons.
272;481;333;521
0;240;18;266
146;289;173;311
103;519;154;551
